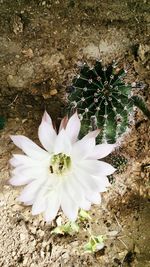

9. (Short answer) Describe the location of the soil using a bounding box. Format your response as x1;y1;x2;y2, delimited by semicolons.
0;0;150;266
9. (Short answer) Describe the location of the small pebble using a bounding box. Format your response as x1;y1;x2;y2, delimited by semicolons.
50;89;58;96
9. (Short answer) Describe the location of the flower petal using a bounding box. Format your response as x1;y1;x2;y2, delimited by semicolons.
96;161;116;175
11;165;47;179
65;112;80;143
92;175;110;192
86;192;101;204
60;181;78;221
78;160;116;176
32;186;47;215
44;190;60;222
9;175;35;186
88;144;116;159
59;115;68;132
74;166;101;192
10;154;38;167
80;199;91;210
60;175;91;212
10;135;49;160
72;137;95;159
83;129;100;139
38;120;56;152
73;169;102;204
42;110;52;124
54;129;72;155
18;180;43;203
65;175;86;207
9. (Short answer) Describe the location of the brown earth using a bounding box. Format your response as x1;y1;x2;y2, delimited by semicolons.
0;0;150;266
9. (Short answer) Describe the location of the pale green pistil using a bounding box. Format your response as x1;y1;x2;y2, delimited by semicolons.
50;153;71;175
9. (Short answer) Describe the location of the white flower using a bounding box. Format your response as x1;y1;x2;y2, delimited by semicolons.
9;111;116;222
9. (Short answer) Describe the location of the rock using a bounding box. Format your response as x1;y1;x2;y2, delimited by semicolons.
12;15;23;35
41;53;65;69
50;89;58;96
22;48;34;59
20;233;26;241
7;74;25;88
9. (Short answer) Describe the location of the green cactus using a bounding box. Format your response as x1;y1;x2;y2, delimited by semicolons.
0;116;5;130
67;60;150;143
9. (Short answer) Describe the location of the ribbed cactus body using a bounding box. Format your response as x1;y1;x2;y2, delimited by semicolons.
68;61;134;143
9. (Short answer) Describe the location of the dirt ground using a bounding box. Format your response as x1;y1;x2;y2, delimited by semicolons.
0;0;150;266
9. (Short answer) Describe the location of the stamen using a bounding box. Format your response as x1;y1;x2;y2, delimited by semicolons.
51;153;71;175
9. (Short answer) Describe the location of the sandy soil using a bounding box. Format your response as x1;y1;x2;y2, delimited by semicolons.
0;0;150;266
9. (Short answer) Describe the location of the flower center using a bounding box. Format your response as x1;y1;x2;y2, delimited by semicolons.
50;153;71;175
